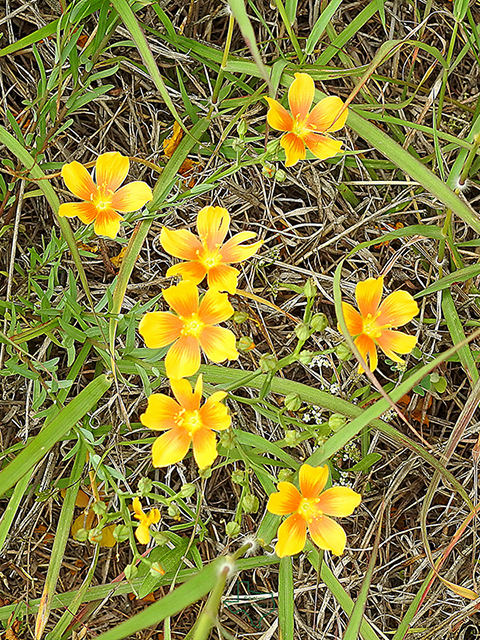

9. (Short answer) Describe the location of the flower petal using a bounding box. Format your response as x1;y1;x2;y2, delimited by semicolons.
163;281;199;318
95;152;129;192
308;515;347;555
207;265;239;294
317;486;362;517
376;290;419;328
288;73;314;122
93;208;123;239
161;227;203;261
135;523;151;545
355;333;378;373
196;206;230;251
58;201;98;224
165;336;201;379
306;96;348;133
151;427;191;467
198;288;234;324
220;232;262;263
166;261;207;286
376;329;417;362
61;161;97;201
199;393;230;431
299;464;329;499
138;312;183;348
303;133;343;160
355;276;384;319
267;482;302;515
170;376;201;411
275;513;307;557
133;497;144;519
281;132;306;167
341;302;363;336
140;393;181;431
146;508;160;526
99;524;117;547
110;181;153;212
199;326;239;363
265;97;294;132
192;427;218;469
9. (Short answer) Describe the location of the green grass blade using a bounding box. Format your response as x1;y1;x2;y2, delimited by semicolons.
304;0;344;57
0;21;59;56
278;556;294;640
442;289;478;384
0;374;111;498
0;473;31;552
414;264;480;298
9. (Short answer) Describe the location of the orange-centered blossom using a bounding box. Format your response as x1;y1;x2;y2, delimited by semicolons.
138;280;239;379
161;205;262;294
341;276;419;373
265;73;348;167
267;464;361;557
132;497;160;545
58;152;153;239
140;375;230;469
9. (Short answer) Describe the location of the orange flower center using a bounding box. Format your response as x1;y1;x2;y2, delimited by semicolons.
198;248;222;270
180;313;205;338
362;313;391;340
292;116;309;139
296;497;321;523
92;186;113;211
175;408;203;436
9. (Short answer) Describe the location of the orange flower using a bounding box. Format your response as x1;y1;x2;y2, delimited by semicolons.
265;73;348;167
267;464;361;557
58;152;153;239
132;497;160;545
140;374;231;468
341;276;419;373
161;206;262;294
138;280;238;379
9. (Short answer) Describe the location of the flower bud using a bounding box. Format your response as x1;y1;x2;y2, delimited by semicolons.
226;521;241;537
231;469;245;485
219;429;236;450
167;503;180;519
138;477;153;496
150;562;165;576
237;119;248;137
237;336;255;351
233;311;249;324
231;138;245;153
152;531;170;545
113;525;130;542
298;350;313;365
336;343;352;361
295;323;310;341
284;430;298;446
199;465;213;479
179;483;196;498
328;413;347;431
266;139;281;155
92;501;107;516
259;353;277;372
275;168;286;182
262;162;275;178
243;494;259;513
310;313;328;332
124;563;138;580
304;279;317;298
88;527;104;544
284;393;302;411
278;468;294;483
73;527;89;542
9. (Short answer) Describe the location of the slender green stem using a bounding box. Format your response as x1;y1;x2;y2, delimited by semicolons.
437;21;458;126
210;13;235;109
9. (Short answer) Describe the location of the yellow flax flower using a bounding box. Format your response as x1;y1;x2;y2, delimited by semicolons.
267;464;361;557
161;205;262;294
140;374;231;469
138;280;239;379
341;276;419;373
132;497;160;545
265;72;348;167
58;152;153;239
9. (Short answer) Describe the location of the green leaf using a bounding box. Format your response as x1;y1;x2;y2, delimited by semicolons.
350;452;382;472
278;557;294;640
138;538;190;598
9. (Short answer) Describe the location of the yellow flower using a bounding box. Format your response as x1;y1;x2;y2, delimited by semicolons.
58;152;153;239
132;497;160;545
265;73;348;167
161;205;262;294
267;464;361;557
138;280;239;379
140;374;231;469
341;276;419;373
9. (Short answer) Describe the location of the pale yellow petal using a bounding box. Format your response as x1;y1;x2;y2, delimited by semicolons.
161;227;203;261
138;312;183;348
170;376;201;411
303;133;343;161
140;393;181;431
93;208;123;239
198;288;234;325
165;336;201;379
306;96;348;133
58;202;97;224
199;326;238;363
281;132;306;167
151;428;191;467
192;427;218;469
376;290;419;328
163;281;199;318
196;206;230;251
376;329;417;361
308;515;347;555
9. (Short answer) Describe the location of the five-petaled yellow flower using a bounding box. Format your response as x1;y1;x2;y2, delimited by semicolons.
132;497;160;545
267;464;361;557
265;73;348;167
58;152;153;239
140;374;231;469
161;205;262;294
138;280;239;379
341;276;419;373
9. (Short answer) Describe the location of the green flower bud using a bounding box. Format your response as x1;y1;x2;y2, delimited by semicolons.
237;119;248;137
219;429;236;450
179;483;196;498
73;527;89;542
198;465;213;479
259;353;277;372
113;525;130;543
262;162;276;178
336;343;352;361
88;527;104;544
92;501;107;516
310;313;328;332
231;469;245;485
284;430;298;446
243;494;259;513
295;323;311;341
275;168;286;182
138;477;153;496
226;521;241;537
278;468;294;483
284;393;302;412
233;311;249;324
231;138;245;152
328;414;347;431
304;279;317;299
266;139;281;155
167;503;180;519
298;350;313;365
150;562;165;576
237;336;255;351
124;563;138;580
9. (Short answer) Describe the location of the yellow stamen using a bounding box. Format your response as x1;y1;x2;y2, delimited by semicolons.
180;313;205;338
